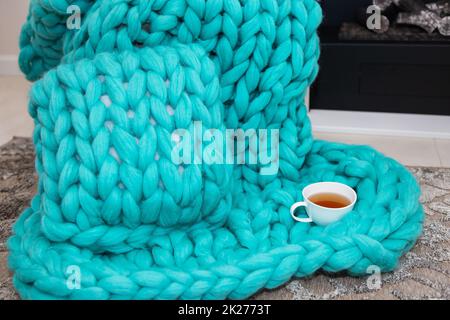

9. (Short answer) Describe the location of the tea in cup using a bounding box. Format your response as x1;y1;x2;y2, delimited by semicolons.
290;182;357;226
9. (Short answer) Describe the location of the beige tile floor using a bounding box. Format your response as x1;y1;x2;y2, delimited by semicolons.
314;132;448;167
0;75;449;167
0;76;32;146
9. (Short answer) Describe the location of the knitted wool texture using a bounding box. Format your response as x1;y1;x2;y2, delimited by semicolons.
9;0;424;299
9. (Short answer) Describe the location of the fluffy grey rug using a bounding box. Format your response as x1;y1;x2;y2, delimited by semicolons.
1;137;449;300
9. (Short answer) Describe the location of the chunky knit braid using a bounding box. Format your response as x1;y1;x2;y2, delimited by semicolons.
19;0;94;81
9;0;423;300
26;45;234;252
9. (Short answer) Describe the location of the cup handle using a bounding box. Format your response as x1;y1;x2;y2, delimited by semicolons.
290;202;313;223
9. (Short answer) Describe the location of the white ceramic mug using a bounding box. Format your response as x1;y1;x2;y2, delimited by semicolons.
290;182;357;226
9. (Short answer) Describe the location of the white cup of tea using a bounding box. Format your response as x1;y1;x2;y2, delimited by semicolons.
290;182;357;226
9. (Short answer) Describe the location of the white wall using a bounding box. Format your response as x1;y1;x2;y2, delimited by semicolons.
0;0;29;74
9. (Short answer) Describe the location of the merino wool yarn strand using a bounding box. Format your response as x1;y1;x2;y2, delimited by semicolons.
9;0;423;300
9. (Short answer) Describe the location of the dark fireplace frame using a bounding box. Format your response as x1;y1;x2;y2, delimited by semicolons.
310;1;450;116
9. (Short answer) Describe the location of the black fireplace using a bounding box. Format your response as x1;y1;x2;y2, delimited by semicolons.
310;0;450;116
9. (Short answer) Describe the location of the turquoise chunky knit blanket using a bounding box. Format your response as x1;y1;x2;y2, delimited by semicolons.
9;0;424;299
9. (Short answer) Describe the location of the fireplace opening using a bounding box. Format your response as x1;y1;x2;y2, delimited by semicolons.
310;0;450;116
